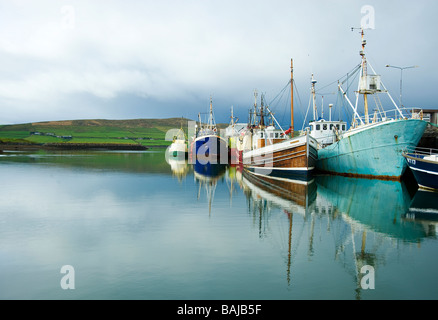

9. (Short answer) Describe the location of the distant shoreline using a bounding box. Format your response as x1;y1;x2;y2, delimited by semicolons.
0;118;184;150
0;142;161;151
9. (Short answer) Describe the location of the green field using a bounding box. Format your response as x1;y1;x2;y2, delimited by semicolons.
0;118;197;148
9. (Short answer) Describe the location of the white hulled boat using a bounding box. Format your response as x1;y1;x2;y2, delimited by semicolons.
307;74;347;148
224;106;247;165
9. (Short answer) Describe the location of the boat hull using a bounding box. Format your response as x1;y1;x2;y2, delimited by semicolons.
316;119;428;180
243;134;318;181
190;134;228;165
228;136;240;165
168;140;187;158
403;153;438;191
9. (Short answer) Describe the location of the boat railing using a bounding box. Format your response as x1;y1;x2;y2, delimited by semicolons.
351;107;424;128
403;146;438;156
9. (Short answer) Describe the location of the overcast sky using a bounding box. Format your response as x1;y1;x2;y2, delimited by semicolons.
0;0;437;126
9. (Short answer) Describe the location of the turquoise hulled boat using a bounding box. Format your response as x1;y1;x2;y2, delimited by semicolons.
317;118;427;179
309;29;427;180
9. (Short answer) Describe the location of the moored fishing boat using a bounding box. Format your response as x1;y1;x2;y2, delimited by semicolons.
224;106;247;165
403;147;438;191
241;59;318;181
166;118;188;158
311;29;427;180
307;74;347;148
168;135;188;158
189;97;228;165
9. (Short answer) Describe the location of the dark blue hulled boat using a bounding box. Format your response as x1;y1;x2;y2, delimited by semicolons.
190;97;228;165
403;147;438;191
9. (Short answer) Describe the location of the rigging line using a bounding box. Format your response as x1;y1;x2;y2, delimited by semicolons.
301;94;313;132
267;80;290;125
345;70;360;92
334;89;347;121
268;80;291;107
315;63;361;94
279;86;290;125
316;92;336;96
270;83;289;112
340;64;361;88
336;89;352;123
293;79;306;125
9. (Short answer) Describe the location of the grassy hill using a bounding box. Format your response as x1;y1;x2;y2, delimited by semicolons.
0;118;199;149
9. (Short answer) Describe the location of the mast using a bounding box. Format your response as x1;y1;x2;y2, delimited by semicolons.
342;27;403;126
260;94;265;128
208;96;216;130
360;28;369;124
209;96;213;130
321;96;324;119
311;74;317;121
290;59;294;137
253;90;258;127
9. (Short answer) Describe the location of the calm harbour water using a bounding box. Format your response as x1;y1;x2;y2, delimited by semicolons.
0;149;437;300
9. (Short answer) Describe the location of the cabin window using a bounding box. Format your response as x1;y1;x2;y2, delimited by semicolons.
275;132;279;138
330;124;334;130
316;124;320;130
270;133;274;138
336;124;340;130
342;125;346;130
323;124;327;130
260;132;264;138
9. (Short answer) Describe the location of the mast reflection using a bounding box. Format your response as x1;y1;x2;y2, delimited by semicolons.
193;161;226;215
240;170;436;299
241;170;316;286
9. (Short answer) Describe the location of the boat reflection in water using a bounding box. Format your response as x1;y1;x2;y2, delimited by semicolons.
315;175;438;299
165;152;438;298
193;160;227;215
167;157;190;182
315;175;421;242
241;170;317;285
241;168;437;299
402;189;438;237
